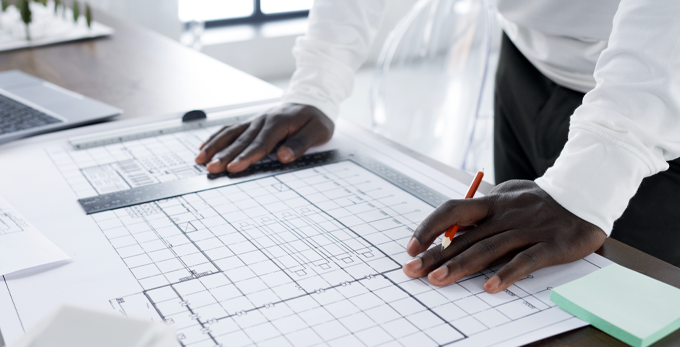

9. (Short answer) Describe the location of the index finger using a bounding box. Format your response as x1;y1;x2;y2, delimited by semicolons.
200;125;228;150
407;198;491;256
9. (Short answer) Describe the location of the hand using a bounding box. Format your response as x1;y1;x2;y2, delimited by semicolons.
402;180;606;294
195;103;334;173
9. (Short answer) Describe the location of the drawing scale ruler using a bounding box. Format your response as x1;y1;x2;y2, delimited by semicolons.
77;150;450;214
67;104;274;150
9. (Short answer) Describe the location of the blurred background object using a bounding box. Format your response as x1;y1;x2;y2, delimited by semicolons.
9;305;178;347
372;0;498;180
0;0;111;50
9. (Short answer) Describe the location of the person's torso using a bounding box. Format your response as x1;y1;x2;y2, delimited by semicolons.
493;0;620;92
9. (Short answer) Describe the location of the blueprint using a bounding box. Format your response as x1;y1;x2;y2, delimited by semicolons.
46;126;218;198
0;119;613;347
91;160;611;347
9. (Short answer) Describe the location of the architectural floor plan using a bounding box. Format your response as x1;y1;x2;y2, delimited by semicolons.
91;160;610;347
46;126;220;199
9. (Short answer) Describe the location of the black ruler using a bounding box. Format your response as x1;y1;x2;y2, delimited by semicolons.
78;150;449;214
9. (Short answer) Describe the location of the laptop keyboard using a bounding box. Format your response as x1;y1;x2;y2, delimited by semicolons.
0;93;63;135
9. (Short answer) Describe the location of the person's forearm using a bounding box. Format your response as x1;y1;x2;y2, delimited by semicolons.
282;0;387;121
536;0;680;234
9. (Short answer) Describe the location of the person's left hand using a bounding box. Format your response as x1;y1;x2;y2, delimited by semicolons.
402;180;606;294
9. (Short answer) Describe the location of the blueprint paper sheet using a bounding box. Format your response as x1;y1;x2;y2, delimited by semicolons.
45;124;340;200
0;197;70;276
0;118;614;347
87;160;612;347
45;125;215;199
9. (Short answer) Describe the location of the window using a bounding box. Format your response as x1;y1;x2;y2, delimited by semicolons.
261;0;313;14
178;0;255;22
179;0;313;27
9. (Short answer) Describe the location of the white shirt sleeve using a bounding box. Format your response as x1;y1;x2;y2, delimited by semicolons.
535;0;680;235
281;0;387;121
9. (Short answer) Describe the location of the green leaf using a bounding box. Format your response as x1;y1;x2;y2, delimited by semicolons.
85;2;91;28
37;0;47;7
72;0;79;23
17;0;31;40
18;0;31;24
1;1;9;12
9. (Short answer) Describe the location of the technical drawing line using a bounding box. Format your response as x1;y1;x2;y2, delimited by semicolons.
156;201;223;274
194;194;307;293
90;161;608;347
169;284;217;346
274;175;468;343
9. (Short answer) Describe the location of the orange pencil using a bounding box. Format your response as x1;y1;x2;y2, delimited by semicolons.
441;169;484;251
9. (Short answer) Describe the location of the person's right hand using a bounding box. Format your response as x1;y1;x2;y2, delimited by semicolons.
195;103;334;174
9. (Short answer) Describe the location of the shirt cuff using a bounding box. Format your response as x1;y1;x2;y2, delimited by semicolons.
281;91;340;123
535;127;653;236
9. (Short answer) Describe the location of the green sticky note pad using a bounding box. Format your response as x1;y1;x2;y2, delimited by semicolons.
551;264;680;347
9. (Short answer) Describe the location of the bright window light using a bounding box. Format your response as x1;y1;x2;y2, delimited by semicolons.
178;0;254;22
261;0;313;14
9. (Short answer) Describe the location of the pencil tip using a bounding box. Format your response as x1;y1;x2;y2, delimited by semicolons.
441;237;451;251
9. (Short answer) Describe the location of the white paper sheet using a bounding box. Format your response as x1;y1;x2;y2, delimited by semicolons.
0;197;70;277
0;115;614;347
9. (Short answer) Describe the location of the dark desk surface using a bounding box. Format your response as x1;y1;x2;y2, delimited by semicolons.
1;10;679;347
0;10;281;120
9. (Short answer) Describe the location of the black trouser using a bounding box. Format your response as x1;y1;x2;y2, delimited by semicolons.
494;33;680;267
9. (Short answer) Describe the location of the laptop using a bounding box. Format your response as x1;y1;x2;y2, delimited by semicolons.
0;70;122;145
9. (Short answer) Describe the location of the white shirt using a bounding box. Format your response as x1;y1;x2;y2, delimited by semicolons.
494;0;618;93
282;0;680;236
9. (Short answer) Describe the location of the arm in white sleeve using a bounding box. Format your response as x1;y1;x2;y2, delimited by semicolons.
535;0;680;235
281;0;387;121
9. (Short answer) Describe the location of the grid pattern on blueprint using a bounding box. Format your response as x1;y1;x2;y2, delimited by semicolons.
92;161;602;347
46;125;218;198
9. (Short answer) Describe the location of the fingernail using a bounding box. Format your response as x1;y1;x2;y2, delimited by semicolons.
484;275;501;292
279;147;294;163
206;160;221;172
406;237;420;254
431;267;448;281
226;159;241;171
195;151;206;163
404;258;422;272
